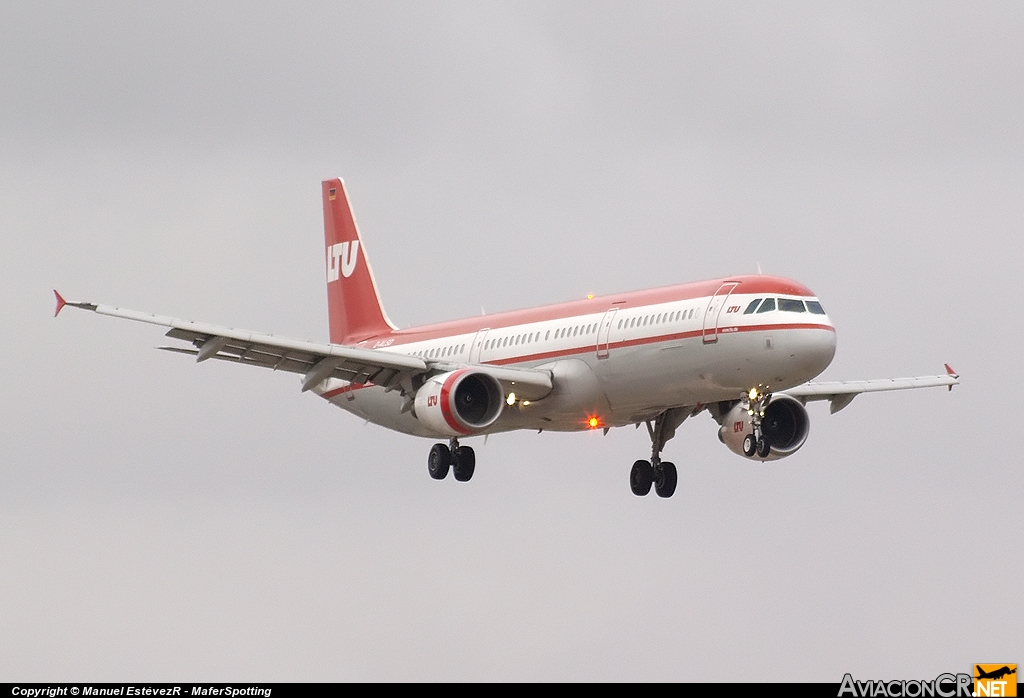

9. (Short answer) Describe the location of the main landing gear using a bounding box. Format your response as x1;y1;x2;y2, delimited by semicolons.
741;387;772;459
428;438;476;482
629;406;693;498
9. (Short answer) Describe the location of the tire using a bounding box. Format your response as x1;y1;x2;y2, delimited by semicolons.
428;443;451;480
756;435;770;459
743;433;757;457
655;462;677;498
453;446;476;482
630;460;653;496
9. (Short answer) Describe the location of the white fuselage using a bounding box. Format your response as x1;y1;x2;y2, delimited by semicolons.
315;275;838;438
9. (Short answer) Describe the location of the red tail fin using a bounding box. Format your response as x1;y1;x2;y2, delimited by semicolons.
322;178;395;345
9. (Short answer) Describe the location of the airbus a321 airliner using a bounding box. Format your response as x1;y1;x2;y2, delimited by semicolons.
55;178;959;498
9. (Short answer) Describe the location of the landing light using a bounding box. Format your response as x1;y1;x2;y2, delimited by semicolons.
749;388;758;401
587;294;594;300
588;417;599;428
506;392;516;406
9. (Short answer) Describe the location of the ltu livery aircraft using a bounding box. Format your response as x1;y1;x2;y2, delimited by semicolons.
55;178;959;497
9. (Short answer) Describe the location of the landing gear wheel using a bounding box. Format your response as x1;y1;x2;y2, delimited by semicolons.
654;461;677;498
743;433;757;457
428;443;451;480
756;435;770;459
630;460;653;496
452;446;476;482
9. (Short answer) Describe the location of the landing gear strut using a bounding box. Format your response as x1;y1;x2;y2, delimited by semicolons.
630;406;693;498
428;438;475;482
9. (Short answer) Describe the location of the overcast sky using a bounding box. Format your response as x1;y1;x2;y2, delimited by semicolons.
1;2;1021;681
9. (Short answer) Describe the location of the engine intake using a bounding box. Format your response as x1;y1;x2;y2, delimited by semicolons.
717;393;810;460
414;369;504;437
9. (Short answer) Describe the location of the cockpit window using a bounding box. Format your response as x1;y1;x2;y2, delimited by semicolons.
778;298;806;313
743;299;762;314
755;298;775;313
806;300;826;315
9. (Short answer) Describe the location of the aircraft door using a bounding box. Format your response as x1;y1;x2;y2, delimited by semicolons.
596;308;618;359
470;328;489;363
702;282;739;344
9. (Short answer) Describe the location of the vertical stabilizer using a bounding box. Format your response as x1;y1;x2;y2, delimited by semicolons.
322;178;396;345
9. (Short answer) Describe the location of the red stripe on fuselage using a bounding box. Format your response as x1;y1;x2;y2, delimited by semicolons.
484;322;835;366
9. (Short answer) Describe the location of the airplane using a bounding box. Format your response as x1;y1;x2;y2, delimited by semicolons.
975;666;1016;681
54;177;960;498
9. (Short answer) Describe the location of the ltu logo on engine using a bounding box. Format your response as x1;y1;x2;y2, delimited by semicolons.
327;241;359;282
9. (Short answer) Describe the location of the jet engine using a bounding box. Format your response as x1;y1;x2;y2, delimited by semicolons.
414;369;505;437
717;393;810;461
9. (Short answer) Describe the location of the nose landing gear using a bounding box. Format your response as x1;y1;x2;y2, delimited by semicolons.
742;387;773;459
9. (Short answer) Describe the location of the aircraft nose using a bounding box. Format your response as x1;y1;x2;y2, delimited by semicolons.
813;322;838;374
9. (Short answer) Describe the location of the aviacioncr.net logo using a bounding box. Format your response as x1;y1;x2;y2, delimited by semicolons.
838;673;973;697
974;665;1017;697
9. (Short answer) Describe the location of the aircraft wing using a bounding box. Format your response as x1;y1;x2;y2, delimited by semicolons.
54;292;553;400
782;365;960;414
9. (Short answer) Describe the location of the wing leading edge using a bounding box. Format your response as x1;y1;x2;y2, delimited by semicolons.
53;291;553;400
782;364;960;414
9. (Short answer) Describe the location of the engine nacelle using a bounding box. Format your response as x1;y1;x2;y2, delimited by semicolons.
414;369;505;437
717;393;810;461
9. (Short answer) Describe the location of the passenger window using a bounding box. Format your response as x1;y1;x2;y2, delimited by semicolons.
756;298;776;314
779;299;806;313
806;300;826;315
744;299;762;314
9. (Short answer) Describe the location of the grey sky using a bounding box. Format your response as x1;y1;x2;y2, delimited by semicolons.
1;2;1020;681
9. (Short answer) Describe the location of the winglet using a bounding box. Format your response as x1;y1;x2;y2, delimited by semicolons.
53;291;97;316
945;363;959;391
